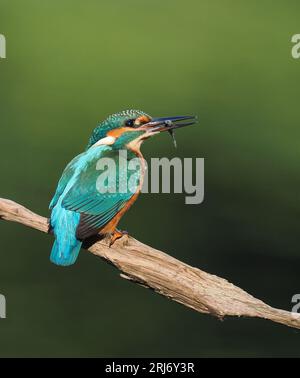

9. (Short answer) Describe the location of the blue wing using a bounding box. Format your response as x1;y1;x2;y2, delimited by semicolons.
61;146;140;239
49;154;82;210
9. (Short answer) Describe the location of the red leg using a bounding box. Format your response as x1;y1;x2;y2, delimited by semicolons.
109;229;128;246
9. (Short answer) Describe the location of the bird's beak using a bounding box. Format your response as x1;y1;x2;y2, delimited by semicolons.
139;115;197;147
140;115;197;134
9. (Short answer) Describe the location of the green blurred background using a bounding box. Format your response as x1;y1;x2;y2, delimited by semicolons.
0;0;300;357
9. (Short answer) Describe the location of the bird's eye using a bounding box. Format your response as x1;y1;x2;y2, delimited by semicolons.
125;119;135;127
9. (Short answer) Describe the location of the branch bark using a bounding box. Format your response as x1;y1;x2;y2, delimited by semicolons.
0;197;299;329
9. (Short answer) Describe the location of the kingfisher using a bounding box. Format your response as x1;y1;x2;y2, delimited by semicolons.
49;110;196;266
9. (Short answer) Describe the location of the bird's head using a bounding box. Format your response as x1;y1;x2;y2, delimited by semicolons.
87;109;196;152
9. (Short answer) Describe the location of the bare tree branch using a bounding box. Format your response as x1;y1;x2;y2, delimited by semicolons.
0;197;299;329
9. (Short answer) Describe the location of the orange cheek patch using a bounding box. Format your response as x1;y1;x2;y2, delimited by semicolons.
107;127;134;138
135;115;151;126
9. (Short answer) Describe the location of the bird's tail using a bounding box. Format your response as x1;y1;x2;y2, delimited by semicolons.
50;238;82;266
50;205;82;266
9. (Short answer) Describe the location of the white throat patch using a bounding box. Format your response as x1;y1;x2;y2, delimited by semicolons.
93;136;116;147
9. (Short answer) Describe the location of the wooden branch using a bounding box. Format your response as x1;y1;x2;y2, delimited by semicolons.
0;197;299;330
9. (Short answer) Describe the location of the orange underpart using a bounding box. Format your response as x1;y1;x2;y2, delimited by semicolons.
99;148;146;237
100;189;140;235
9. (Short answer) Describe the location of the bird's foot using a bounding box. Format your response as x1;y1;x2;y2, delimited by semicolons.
109;229;129;247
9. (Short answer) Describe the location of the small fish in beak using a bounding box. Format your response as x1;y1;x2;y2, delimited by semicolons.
168;129;177;148
142;115;197;148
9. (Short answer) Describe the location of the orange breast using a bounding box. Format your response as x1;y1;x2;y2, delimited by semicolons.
100;148;145;235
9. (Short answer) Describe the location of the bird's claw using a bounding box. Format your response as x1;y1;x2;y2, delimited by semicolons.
109;229;129;247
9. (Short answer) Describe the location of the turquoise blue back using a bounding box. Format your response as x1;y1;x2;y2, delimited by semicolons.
49;145;140;266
